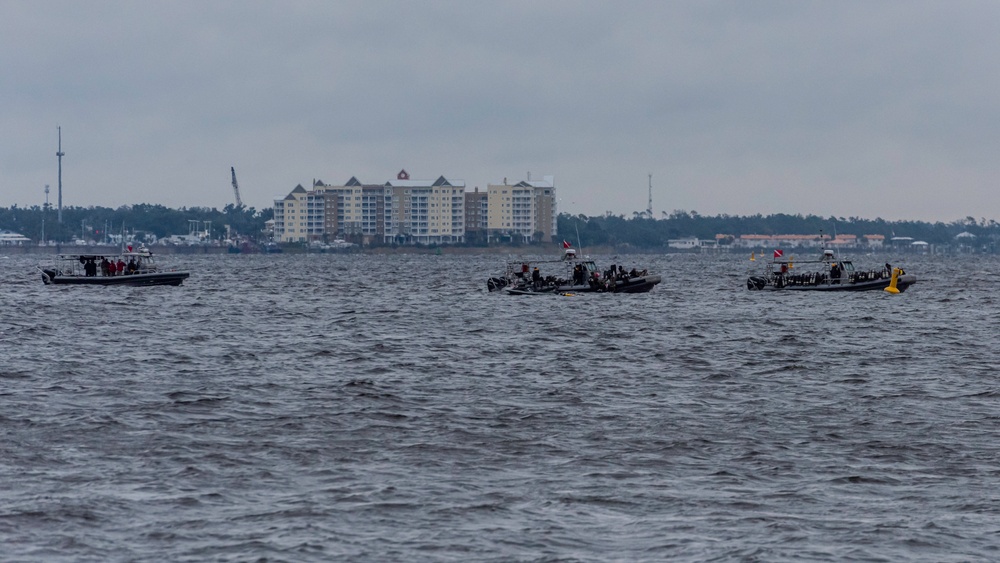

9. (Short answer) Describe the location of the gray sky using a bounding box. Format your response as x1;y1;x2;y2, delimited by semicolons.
2;1;999;222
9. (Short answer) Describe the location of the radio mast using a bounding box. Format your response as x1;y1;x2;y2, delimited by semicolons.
56;126;65;224
647;173;653;218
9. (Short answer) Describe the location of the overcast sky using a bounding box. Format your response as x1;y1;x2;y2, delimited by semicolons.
2;1;999;222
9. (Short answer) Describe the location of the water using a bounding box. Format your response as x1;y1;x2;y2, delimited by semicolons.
1;252;999;562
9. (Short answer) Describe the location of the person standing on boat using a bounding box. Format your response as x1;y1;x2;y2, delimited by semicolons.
775;262;788;288
532;267;541;289
830;262;841;284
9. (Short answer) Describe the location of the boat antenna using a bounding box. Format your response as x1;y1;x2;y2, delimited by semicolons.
575;221;583;255
832;222;841;259
56;126;64;224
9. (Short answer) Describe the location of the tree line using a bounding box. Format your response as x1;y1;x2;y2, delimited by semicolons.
555;211;999;250
0;203;272;243
0;203;995;249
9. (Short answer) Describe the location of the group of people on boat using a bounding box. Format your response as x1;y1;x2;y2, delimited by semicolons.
603;264;648;283
567;263;648;287
771;260;898;288
489;252;662;294
80;256;141;277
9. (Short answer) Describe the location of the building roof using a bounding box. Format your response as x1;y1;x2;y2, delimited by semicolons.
513;176;555;188
385;176;465;188
739;234;821;241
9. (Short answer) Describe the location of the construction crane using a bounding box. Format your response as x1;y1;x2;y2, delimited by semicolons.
230;166;244;208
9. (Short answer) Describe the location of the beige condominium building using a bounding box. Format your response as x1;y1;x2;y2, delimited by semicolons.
273;184;323;243
486;176;557;243
384;170;466;244
273;178;386;244
317;177;387;244
273;170;467;245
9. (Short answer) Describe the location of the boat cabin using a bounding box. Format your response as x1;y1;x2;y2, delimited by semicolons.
46;250;159;278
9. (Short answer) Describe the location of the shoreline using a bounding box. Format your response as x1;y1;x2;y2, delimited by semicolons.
0;244;934;257
0;244;634;256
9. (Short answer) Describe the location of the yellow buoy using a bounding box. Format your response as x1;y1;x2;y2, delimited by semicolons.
750;252;755;261
884;267;901;294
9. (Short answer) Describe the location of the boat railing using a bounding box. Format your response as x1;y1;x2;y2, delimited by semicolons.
42;254;165;278
768;265;892;287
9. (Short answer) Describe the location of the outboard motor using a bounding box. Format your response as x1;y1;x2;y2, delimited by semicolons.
487;277;508;292
747;276;768;290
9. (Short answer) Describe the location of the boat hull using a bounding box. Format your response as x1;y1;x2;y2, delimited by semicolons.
506;275;662;295
41;270;190;286
747;274;916;292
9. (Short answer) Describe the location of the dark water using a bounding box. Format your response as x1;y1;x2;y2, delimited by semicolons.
2;251;999;562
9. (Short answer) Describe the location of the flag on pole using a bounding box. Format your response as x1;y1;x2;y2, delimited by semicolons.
562;240;571;249
773;249;783;259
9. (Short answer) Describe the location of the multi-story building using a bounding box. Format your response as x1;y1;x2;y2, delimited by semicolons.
274;170;467;245
486;176;556;243
273;184;322;243
314;177;388;244
382;170;466;244
463;187;489;244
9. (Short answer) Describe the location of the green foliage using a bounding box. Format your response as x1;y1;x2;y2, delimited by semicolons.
1;202;993;248
556;211;999;249
0;204;272;242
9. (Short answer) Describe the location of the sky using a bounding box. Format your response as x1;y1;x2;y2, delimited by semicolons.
2;1;1000;222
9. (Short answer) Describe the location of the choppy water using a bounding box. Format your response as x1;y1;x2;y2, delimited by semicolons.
1;251;999;562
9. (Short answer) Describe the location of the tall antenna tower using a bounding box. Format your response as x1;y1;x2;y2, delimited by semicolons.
56;126;65;223
647;173;653;218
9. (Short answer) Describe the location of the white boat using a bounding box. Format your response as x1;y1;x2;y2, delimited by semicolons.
39;246;190;286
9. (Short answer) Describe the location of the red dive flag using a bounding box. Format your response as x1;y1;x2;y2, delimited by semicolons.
773;249;783;259
563;240;571;249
